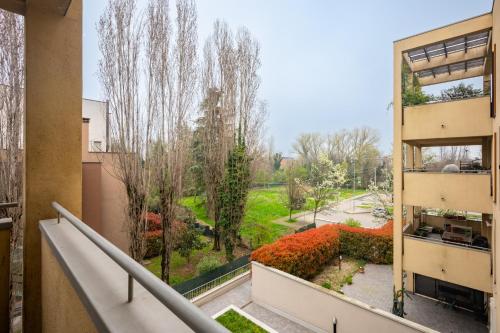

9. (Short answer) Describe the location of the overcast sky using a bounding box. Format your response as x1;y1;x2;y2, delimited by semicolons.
83;0;493;155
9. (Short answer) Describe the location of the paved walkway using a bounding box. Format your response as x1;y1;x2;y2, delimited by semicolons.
273;193;382;231
200;281;313;333
342;264;488;333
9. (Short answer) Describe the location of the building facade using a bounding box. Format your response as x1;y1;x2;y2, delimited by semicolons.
394;2;500;329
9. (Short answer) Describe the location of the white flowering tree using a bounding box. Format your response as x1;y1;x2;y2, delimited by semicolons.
304;154;347;223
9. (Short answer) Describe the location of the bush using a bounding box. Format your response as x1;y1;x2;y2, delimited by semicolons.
344;218;361;228
337;220;393;264
144;213;188;259
197;256;222;275
251;220;393;279
251;225;340;279
321;281;332;289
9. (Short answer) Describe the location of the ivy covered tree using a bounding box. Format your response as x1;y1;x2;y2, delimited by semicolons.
219;134;251;261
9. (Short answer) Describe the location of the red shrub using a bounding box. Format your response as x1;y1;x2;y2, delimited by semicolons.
251;220;393;279
337;220;393;264
251;225;340;279
144;213;187;258
146;212;162;231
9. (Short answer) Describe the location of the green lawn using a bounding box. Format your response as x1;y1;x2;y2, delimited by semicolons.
181;186;367;242
216;309;268;333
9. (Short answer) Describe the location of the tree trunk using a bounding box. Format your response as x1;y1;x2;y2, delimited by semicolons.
313;202;318;223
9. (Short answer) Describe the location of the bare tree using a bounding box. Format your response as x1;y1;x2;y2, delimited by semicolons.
98;0;150;262
293;133;324;169
146;0;198;283
0;9;24;332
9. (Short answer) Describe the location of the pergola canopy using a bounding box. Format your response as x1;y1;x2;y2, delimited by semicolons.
404;29;491;86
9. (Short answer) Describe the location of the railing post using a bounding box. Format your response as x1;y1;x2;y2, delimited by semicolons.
0;218;13;332
128;274;134;302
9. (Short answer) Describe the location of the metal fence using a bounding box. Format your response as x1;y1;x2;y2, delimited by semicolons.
182;263;250;300
174;254;250;299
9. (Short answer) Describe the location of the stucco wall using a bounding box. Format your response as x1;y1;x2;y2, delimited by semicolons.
0;224;11;331
82;163;102;233
403;96;492;141
403;172;492;213
82;122;129;254
41;237;96;333
491;0;500;330
403;236;492;293
251;262;436;333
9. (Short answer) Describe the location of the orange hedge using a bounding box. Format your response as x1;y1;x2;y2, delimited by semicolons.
337;220;393;264
251;225;340;279
251;221;393;279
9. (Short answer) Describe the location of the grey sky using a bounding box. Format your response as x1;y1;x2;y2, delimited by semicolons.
83;0;493;155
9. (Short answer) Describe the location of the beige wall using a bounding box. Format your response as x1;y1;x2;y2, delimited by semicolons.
251;262;436;333
0;224;11;331
492;0;500;329
23;1;83;331
403;237;492;293
82;122;129;253
82;162;102;233
41;237;96;333
403;97;492;141
404;173;493;213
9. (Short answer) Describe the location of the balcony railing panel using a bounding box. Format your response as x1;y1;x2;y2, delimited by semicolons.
403;96;492;141
403;172;492;213
40;202;229;333
403;235;492;293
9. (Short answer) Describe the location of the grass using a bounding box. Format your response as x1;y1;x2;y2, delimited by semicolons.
216;309;268;333
181;186;367;243
144;236;250;285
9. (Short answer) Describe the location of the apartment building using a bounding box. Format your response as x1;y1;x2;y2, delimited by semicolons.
393;1;500;328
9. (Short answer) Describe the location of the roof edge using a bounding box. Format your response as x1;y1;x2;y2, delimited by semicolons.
393;11;492;44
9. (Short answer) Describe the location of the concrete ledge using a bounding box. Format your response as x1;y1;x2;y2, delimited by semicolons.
40;218;194;332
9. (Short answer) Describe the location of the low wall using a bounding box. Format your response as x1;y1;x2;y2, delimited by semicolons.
251;262;436;333
41;236;97;333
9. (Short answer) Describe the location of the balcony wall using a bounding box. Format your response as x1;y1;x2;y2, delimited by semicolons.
403;172;492;213
402;96;492;141
251;262;436;333
403;236;492;293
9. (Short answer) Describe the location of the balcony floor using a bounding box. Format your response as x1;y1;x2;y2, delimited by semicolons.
342;264;488;333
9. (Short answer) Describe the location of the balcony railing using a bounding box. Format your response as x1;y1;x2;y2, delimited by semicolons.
51;202;229;333
403;234;492;293
402;95;492;141
403;172;492;213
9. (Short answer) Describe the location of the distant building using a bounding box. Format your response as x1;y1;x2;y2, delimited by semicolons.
279;156;295;169
82;98;108;152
